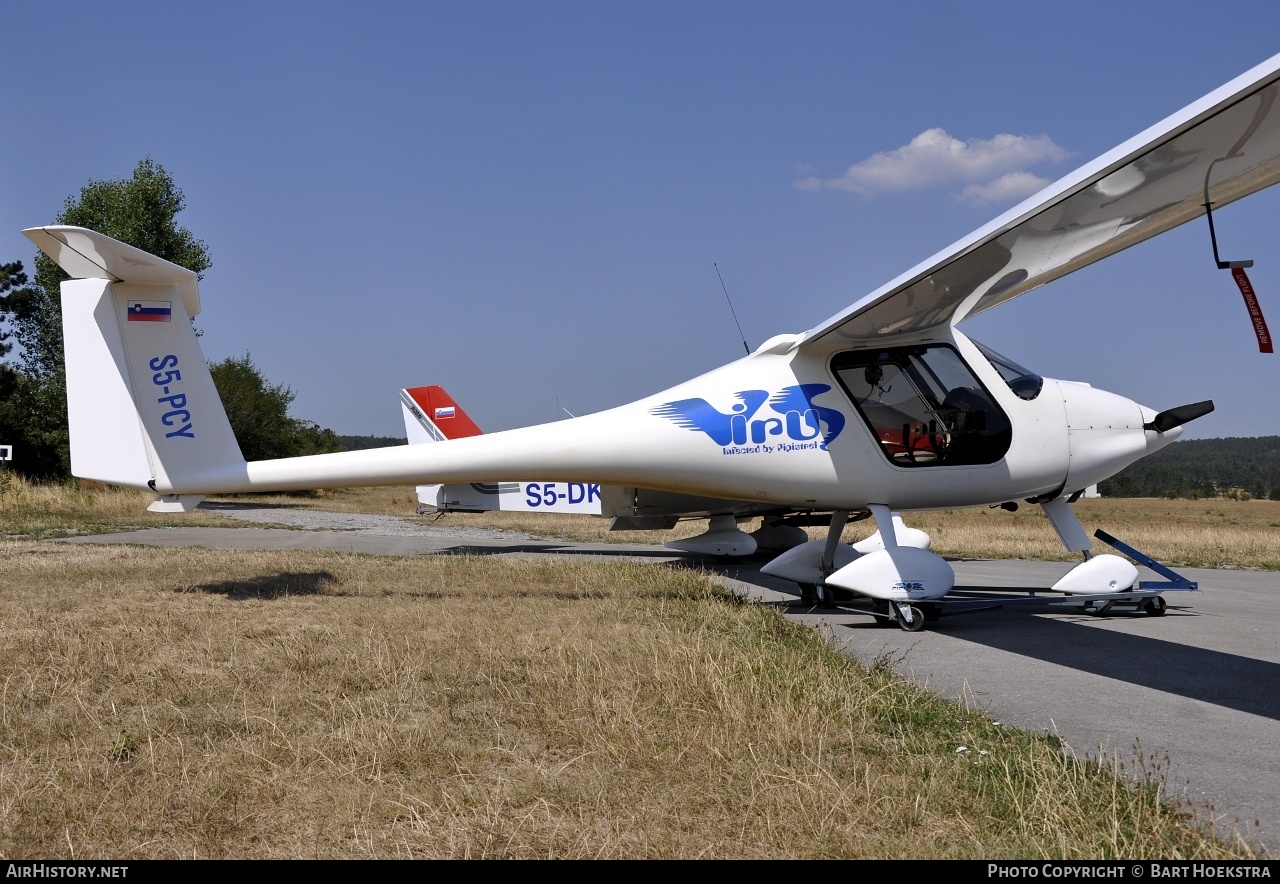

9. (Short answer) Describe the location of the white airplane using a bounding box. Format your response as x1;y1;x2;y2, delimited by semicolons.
400;383;925;567
26;52;1280;630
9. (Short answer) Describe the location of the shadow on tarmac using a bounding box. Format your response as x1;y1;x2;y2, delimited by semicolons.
700;555;1280;723
890;606;1280;721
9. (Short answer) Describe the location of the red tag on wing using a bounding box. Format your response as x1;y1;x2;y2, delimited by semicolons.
1230;266;1274;353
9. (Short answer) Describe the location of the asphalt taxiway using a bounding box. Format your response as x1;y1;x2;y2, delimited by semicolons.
59;518;1279;854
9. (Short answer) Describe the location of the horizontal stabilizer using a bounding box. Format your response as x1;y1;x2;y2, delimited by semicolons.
24;226;201;317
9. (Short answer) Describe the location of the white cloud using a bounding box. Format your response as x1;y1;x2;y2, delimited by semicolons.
957;171;1053;205
798;128;1067;202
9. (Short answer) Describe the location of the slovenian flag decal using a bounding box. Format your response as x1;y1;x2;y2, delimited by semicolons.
435;406;456;420
127;300;172;322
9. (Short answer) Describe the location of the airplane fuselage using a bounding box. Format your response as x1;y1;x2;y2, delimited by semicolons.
224;326;1175;511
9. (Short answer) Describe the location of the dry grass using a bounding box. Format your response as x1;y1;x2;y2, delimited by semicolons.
893;498;1280;570
0;473;241;539
0;542;1253;859
220;487;1280;570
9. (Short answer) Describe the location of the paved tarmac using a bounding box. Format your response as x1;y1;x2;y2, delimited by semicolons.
60;519;1279;854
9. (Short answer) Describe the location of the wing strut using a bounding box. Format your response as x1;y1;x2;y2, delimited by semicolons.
1204;190;1273;352
1203;111;1275;353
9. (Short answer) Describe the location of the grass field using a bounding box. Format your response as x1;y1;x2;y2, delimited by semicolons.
0;476;1270;858
10;474;1273;572
0;472;243;540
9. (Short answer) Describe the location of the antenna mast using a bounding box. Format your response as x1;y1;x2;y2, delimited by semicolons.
714;263;751;355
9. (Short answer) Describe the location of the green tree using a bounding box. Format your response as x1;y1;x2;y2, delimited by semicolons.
0;261;29;360
210;354;342;461
1;158;211;478
0;368;68;479
0;262;66;477
29;157;211;379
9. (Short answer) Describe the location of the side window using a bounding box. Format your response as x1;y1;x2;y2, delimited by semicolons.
973;341;1044;401
832;345;1012;467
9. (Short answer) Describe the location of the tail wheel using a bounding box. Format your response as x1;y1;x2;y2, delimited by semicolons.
1142;596;1168;617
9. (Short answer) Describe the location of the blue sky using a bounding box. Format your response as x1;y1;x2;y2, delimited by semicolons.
3;1;1279;439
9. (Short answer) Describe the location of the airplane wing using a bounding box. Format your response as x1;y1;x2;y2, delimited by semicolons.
800;52;1280;348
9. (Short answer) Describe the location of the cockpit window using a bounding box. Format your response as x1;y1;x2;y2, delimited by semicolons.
973;341;1043;401
832;345;1012;467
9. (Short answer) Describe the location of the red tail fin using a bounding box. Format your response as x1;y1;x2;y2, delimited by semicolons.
402;385;483;439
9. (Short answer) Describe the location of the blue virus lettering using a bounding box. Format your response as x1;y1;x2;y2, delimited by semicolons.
651;384;845;450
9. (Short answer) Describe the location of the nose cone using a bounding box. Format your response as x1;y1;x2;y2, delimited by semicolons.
1057;381;1151;492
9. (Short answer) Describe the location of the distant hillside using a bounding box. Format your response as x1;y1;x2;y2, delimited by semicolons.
338;435;407;451
1100;436;1280;499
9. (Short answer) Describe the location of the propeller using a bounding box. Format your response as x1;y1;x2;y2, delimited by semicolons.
1144;400;1214;433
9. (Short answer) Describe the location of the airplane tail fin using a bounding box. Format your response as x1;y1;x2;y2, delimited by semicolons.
24;226;246;508
400;385;484;443
399;385;485;510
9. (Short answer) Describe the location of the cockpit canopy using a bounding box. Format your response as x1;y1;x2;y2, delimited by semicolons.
832;343;1017;467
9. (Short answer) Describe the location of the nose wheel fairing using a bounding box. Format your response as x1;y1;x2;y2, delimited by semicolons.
762;507;954;606
824;547;954;601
